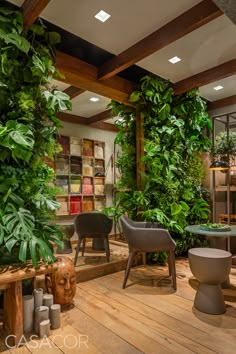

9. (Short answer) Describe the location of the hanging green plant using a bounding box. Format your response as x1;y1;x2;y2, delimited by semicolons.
106;76;211;257
211;131;236;164
0;6;71;266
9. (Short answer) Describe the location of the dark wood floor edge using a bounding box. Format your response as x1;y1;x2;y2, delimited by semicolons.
76;258;128;283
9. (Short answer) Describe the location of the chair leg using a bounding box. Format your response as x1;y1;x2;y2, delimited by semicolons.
169;250;177;290
82;238;86;256
74;238;83;265
142;252;146;265
104;237;110;262
167;251;172;276
122;252;136;289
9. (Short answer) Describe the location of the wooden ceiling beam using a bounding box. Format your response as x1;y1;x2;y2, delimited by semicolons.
98;0;222;80
57;112;89;125
208;95;236;111
88;109;112;124
56;51;135;106
63;86;86;99
90;121;118;132
21;0;51;28
173;58;236;95
57;112;117;132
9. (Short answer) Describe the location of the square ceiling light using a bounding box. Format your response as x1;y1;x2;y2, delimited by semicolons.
168;56;181;64
95;10;111;22
90;97;99;102
213;85;224;91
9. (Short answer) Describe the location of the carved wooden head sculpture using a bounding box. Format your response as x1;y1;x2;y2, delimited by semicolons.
46;256;76;306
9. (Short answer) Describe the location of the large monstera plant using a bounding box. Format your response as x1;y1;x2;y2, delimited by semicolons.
0;6;71;266
106;76;211;258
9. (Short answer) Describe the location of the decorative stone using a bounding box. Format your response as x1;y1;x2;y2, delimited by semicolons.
35;306;49;334
33;288;43;308
43;293;53;308
39;319;50;338
50;304;61;329
23;295;34;332
46;256;76;306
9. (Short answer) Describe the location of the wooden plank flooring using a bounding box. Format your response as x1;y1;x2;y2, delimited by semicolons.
1;259;236;354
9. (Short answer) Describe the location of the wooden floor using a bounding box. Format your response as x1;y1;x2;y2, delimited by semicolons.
1;258;236;354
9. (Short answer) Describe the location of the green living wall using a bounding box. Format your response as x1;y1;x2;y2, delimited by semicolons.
0;7;71;266
108;76;211;257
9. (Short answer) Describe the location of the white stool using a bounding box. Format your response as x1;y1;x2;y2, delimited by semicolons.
188;248;232;314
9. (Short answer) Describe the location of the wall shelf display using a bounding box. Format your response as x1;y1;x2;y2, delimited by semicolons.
53;135;106;216
211;112;236;257
211;112;236;225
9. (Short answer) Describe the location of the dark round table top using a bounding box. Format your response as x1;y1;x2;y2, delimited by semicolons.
186;225;236;237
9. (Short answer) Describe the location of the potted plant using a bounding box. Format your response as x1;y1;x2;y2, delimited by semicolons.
210;131;236;184
211;131;236;164
0;6;71;266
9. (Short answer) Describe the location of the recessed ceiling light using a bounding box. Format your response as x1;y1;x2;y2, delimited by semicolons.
213;85;224;91
95;10;111;23
168;56;181;64
90;97;99;102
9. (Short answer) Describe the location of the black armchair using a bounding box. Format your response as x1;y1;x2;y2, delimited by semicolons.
120;215;176;289
74;212;113;265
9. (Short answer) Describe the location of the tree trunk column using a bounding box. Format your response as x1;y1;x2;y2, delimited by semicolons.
136;110;145;190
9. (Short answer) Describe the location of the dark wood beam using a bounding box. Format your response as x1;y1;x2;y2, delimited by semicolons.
57;112;89;125
88;109;112;124
63;86;85;99
57;112;118;132
90;121;118;132
208;95;236;111
173;58;236;95
98;0;222;80
56;51;135;106
21;0;51;28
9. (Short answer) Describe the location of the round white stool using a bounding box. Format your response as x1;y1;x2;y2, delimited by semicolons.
188;248;232;315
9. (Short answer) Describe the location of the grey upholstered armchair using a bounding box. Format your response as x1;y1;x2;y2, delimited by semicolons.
74;212;113;265
120;215;176;289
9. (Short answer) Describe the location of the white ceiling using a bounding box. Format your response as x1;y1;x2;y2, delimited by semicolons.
9;0;236;121
199;74;236;101
70;92;111;118
138;15;236;83
38;0;202;54
52;80;114;122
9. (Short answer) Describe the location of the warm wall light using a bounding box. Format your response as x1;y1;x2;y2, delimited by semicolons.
210;160;229;170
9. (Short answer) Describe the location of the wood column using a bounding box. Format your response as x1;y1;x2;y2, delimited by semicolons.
136;110;145;190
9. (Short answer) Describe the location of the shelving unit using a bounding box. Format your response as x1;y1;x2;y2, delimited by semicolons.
211;112;236;224
53;135;106;217
211;112;236;257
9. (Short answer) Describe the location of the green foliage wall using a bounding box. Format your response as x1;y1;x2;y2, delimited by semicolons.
0;7;71;266
108;76;211;255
